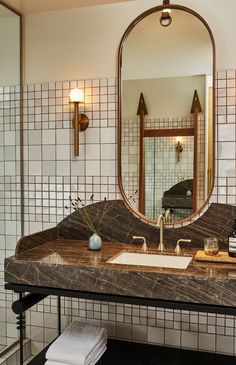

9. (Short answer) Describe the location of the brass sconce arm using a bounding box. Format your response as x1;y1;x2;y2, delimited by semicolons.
73;101;79;156
69;89;89;156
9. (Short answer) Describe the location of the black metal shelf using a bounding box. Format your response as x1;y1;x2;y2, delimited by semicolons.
27;339;235;365
7;283;236;364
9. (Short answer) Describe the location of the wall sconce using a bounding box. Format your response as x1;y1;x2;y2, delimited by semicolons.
160;9;172;27
69;88;89;156
160;0;172;27
176;137;183;163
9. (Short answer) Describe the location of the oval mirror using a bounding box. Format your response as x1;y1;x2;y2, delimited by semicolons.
118;4;215;225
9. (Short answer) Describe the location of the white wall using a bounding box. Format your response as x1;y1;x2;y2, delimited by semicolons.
0;16;20;86
123;76;205;118
122;10;212;80
24;0;236;84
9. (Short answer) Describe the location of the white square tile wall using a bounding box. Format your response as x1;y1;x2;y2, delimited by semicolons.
0;85;22;351
1;70;236;358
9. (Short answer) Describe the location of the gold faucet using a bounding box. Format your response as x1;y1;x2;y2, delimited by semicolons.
174;239;192;254
157;215;166;252
133;236;149;252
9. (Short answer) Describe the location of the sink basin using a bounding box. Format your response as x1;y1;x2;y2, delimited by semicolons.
108;252;192;269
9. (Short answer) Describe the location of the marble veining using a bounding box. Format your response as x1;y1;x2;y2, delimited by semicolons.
58;201;236;249
16;227;57;254
4;200;236;308
4;240;236;306
14;201;236;255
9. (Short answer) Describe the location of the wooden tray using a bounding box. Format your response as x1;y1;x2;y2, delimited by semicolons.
195;250;236;264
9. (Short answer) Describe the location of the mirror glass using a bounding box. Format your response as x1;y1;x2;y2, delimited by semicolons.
0;3;20;85
119;6;214;224
0;2;21;353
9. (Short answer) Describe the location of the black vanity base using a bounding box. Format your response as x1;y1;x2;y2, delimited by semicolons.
28;339;235;365
6;283;236;365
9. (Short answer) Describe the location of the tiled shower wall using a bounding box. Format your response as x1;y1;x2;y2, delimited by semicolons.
22;78;118;235
0;85;21;349
1;70;236;356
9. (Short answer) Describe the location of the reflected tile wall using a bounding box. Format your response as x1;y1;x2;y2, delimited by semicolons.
122;115;206;220
145;135;194;220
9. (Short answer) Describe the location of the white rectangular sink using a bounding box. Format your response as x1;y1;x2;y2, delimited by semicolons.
108;252;192;269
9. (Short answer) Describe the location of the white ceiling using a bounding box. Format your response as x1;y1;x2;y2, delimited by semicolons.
1;0;133;14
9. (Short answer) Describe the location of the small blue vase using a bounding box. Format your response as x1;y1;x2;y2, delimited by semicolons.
88;233;102;251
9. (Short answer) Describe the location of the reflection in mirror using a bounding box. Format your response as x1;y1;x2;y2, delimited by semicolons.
0;1;21;354
119;6;215;224
0;3;20;85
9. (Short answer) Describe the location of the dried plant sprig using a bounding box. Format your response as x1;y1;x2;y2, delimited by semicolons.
129;190;139;203
65;194;116;235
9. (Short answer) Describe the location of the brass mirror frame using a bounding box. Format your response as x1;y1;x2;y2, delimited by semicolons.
118;3;216;226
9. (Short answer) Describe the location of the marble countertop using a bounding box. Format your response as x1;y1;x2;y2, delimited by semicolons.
4;240;236;307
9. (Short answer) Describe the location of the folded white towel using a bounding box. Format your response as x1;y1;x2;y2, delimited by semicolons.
47;336;106;365
45;345;107;365
46;321;107;365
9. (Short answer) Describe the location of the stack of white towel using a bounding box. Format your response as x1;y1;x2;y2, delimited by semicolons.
45;321;107;365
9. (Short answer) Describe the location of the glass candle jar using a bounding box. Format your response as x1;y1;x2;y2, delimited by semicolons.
204;237;219;256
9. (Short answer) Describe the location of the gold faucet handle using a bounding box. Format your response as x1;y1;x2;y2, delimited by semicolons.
164;209;172;223
133;236;148;252
175;239;192;255
157;214;164;225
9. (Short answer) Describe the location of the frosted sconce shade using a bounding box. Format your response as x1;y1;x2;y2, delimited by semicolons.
176;136;182;144
69;88;84;103
163;8;172;13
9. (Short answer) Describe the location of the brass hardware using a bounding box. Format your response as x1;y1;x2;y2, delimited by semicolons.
72;114;89;132
133;236;149;252
69;89;89;156
160;11;172;27
164;209;172;223
176;138;183;163
174;239;192;255
160;0;172;27
157;215;166;252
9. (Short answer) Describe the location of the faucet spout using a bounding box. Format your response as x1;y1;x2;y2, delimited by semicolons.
133;236;149;252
